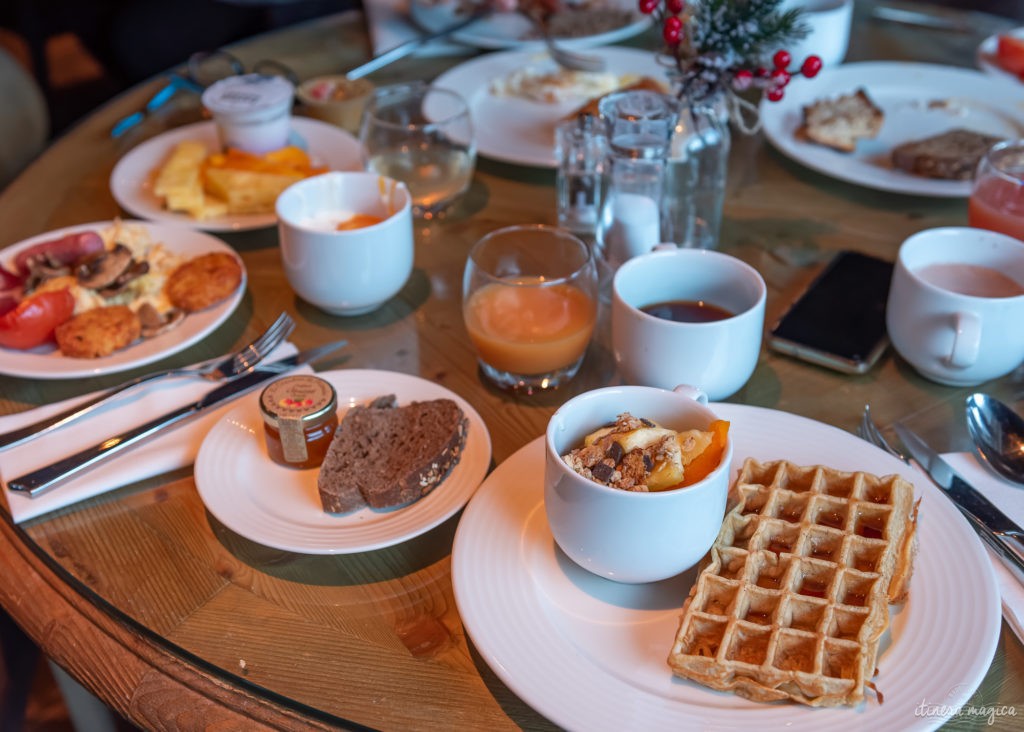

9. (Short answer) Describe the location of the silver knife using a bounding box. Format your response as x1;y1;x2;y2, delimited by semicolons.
893;422;1024;584
345;8;489;80
4;339;347;498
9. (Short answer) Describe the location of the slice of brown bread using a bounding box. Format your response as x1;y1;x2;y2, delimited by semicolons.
317;395;468;514
891;128;1003;180
798;88;884;153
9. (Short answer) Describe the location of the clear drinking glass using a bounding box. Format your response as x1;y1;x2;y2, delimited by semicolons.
462;225;599;394
359;82;476;219
969;140;1024;242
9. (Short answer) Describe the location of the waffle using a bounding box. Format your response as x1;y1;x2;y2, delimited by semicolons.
667;459;919;707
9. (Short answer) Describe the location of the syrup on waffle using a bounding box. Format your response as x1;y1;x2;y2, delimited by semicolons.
667;458;919;706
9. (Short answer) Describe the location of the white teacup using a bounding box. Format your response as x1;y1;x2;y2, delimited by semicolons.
886;227;1024;386
545;385;732;584
612;248;766;401
780;0;853;68
276;171;413;316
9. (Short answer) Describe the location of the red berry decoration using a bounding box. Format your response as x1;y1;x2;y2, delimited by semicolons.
767;86;785;102
754;66;768;78
770;69;791;87
772;50;791;71
663;15;683;45
732;68;753;90
801;55;823;78
638;0;659;14
666;0;685;13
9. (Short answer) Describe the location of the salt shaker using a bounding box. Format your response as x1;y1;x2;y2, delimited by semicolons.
594;90;674;275
555;115;607;239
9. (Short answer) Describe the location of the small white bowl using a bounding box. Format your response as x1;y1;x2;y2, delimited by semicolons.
276;171;413;316
544;384;732;584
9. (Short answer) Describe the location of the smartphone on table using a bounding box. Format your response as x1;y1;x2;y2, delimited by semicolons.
767;250;894;375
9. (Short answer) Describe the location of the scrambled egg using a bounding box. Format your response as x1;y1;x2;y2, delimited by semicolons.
490;59;635;104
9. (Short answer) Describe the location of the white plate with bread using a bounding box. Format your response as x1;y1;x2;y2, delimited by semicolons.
452;404;1000;730
110;117;364;232
194;369;492;553
760;61;1024;197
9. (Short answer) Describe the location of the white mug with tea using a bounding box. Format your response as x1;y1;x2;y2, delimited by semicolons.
611;248;766;400
886;227;1024;386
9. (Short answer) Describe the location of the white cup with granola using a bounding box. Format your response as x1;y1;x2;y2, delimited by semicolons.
544;384;733;584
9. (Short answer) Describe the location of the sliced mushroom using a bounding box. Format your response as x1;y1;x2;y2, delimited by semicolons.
137;304;185;338
98;260;150;298
24;253;73;291
76;243;134;290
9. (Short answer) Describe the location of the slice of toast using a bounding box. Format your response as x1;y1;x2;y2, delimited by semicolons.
317;395;468;514
798;88;884;153
891;128;1003;180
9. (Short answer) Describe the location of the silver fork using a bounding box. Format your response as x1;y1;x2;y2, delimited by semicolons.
857;404;907;462
858;403;1024;586
0;312;295;451
520;11;606;72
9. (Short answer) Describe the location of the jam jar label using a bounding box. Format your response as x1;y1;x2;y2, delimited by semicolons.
260;376;335;463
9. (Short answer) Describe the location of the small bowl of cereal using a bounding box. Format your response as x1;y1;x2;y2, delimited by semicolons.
545;384;732;584
296;75;375;134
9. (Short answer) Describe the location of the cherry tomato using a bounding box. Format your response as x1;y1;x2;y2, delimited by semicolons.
0;289;75;350
997;35;1024;76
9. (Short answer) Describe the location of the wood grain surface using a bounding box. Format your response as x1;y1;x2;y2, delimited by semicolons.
1;3;1022;730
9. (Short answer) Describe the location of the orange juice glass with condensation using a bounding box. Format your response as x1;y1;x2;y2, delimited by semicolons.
463;225;598;393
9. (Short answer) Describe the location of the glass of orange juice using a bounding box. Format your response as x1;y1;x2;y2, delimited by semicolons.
969;140;1024;242
463;225;598;394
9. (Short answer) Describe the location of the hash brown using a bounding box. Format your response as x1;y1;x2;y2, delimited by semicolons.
55;305;141;358
165;252;243;312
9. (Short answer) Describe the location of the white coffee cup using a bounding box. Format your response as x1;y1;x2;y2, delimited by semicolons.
780;0;853;68
612;248;766;401
886;227;1024;386
276;171;413;316
544;384;732;584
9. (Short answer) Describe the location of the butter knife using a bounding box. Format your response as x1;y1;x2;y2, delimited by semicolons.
345;8;489;80
893;422;1024;584
4;339;347;498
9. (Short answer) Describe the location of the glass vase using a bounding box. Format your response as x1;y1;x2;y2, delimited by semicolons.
661;87;731;250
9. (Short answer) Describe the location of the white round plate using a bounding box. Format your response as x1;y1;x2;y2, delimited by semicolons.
977;27;1024;85
0;220;244;380
110;117;364;232
433;46;668;168
760;61;1024;197
452;403;1000;731
409;0;650;50
194;369;492;554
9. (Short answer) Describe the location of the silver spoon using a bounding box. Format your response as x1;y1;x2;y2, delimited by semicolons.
965;392;1024;487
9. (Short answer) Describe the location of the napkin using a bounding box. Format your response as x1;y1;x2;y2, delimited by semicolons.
0;343;304;524
363;0;475;57
942;451;1024;642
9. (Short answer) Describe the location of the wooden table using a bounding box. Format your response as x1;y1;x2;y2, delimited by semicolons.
1;2;1023;729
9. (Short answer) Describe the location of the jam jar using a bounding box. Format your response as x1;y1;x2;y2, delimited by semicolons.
259;375;338;468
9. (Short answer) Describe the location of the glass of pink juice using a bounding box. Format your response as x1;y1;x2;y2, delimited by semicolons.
969;140;1024;242
463;225;598;393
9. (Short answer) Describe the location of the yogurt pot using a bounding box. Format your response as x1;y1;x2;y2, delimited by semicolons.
201;73;295;153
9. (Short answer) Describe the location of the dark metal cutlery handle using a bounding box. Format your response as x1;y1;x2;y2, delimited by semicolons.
5;405;199;498
962;511;1024;588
